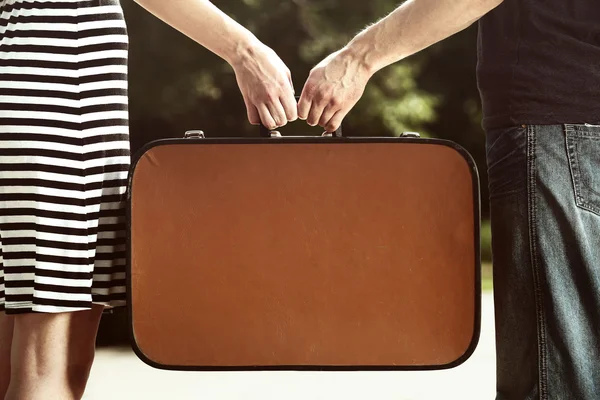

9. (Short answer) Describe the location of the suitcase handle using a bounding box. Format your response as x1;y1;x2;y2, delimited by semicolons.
260;123;343;138
259;96;343;138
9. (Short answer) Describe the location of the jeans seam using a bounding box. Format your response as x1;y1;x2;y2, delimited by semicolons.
571;133;600;139
565;125;583;203
527;125;548;399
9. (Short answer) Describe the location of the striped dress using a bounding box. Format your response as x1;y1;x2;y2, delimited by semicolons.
0;0;130;314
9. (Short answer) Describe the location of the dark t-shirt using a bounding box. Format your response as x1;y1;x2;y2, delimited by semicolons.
476;0;600;130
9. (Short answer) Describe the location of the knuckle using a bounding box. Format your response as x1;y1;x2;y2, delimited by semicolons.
304;84;317;97
329;97;341;107
265;91;277;102
277;79;288;90
259;88;276;101
249;94;263;104
316;93;331;106
313;90;325;102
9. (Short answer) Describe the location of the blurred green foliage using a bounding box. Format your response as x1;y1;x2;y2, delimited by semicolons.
481;219;492;262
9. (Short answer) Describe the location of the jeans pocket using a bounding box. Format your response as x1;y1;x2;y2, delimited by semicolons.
565;124;600;216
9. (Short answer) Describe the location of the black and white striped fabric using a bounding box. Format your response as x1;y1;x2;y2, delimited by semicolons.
0;0;129;314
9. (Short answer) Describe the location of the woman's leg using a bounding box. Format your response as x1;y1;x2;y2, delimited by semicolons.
5;305;104;400
0;312;14;398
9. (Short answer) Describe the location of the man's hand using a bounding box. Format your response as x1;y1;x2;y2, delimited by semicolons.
296;0;504;133
232;43;297;130
298;49;372;132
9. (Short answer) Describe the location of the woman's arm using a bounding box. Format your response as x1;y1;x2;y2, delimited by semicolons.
134;0;297;129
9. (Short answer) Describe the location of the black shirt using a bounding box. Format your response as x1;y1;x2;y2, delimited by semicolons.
476;0;600;130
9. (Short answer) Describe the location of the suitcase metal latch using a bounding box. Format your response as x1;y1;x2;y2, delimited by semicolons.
184;130;205;139
400;132;421;138
268;131;336;138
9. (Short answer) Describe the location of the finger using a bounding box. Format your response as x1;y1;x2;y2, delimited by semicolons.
297;83;314;120
287;71;295;95
318;104;339;128
244;96;261;125
324;109;346;133
297;99;311;121
257;103;277;130
281;93;298;122
266;100;287;128
307;100;327;127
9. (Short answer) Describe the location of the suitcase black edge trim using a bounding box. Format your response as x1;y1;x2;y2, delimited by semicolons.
125;136;482;372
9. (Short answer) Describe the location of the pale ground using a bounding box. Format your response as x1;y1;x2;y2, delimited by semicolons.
84;293;496;400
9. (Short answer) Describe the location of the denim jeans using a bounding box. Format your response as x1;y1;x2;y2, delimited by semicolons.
486;124;600;400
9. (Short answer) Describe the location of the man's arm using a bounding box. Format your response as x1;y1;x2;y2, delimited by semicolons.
134;0;297;129
298;0;503;132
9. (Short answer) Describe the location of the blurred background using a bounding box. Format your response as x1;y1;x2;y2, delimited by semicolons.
96;0;493;347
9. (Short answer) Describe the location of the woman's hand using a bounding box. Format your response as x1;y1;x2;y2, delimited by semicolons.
133;0;297;130
231;42;297;130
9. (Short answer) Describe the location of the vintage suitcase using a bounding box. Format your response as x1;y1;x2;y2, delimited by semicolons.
127;123;481;371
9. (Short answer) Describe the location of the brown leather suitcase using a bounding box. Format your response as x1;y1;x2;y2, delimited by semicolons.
127;124;481;371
